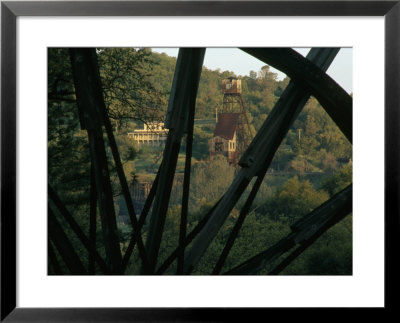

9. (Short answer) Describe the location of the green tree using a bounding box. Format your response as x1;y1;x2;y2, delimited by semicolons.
189;155;235;214
321;162;352;196
98;48;168;129
263;176;330;223
281;215;352;275
48;48;168;274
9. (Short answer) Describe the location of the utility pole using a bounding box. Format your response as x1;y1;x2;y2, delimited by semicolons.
298;128;302;144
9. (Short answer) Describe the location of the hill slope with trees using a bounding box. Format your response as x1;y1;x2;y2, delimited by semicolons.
48;48;352;275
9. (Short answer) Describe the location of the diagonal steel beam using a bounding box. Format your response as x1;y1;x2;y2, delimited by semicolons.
240;48;352;143
88;164;97;274
48;239;63;275
183;48;339;274
122;166;161;272
48;185;110;274
88;131;123;273
268;230;324;275
144;48;206;273
103;116;150;269
155;197;222;274
69;48;122;274
224;184;352;275
177;79;196;274
48;207;87;275
212;174;265;274
97;75;150;271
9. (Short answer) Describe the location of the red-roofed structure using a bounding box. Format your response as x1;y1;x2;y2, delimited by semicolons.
208;77;252;165
209;113;239;164
213;113;240;140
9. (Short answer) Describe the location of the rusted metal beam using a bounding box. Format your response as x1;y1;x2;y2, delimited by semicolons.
144;48;205;274
48;207;87;275
48;185;110;274
240;48;352;143
69;48;122;274
224;184;352;275
183;48;339;274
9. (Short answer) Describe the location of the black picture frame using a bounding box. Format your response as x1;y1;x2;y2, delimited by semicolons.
1;0;399;321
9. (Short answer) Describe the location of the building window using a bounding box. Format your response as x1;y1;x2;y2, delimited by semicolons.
215;142;223;152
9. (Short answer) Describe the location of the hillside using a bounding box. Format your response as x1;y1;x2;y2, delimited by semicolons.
47;48;352;275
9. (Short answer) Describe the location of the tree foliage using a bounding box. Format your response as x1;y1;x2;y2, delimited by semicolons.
48;48;352;276
98;48;167;128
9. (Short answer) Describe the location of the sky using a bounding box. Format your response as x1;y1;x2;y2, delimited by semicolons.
152;48;352;94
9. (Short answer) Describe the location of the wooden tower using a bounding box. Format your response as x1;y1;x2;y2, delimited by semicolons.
219;77;252;164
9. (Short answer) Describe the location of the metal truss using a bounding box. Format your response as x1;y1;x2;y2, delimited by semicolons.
49;47;352;275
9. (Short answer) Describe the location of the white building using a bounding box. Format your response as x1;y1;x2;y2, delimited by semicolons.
127;122;168;147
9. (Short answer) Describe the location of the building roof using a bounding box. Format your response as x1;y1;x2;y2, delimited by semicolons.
213;113;240;140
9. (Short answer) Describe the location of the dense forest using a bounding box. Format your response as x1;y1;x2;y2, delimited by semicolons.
48;48;352;275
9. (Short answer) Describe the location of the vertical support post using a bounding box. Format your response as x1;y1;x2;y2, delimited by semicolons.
145;48;205;273
177;68;197;274
69;48;122;274
100;78;149;272
88;164;97;274
183;48;339;274
88;126;123;273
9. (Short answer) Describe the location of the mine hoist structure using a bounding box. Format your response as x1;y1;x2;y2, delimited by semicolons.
210;77;253;165
49;48;352;277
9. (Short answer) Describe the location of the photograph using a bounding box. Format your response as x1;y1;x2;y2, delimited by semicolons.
2;0;397;319
48;47;353;276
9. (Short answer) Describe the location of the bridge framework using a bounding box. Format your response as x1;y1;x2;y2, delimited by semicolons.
48;47;353;276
